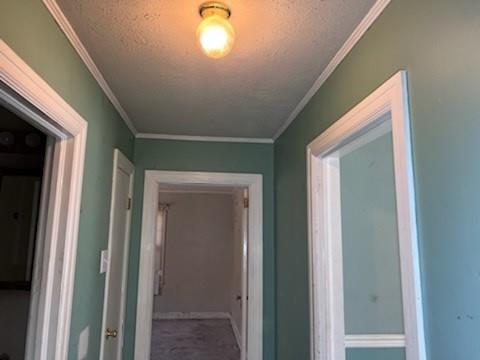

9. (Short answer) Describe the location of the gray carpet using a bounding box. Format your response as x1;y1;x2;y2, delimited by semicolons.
150;319;240;360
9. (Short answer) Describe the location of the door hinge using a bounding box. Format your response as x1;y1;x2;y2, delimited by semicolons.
127;197;132;210
243;197;249;208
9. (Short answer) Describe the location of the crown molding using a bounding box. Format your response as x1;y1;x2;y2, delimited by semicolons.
136;132;274;144
273;0;392;140
42;0;138;135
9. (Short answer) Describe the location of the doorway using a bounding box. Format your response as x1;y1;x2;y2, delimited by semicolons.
307;72;425;360
135;171;263;360
1;41;87;359
151;186;246;360
0;105;47;360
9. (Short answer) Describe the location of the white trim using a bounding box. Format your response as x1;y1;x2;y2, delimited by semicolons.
0;40;87;360
160;189;234;195
273;0;392;140
152;312;230;320
135;171;262;360
136;132;273;144
99;149;134;360
229;315;242;349
345;335;406;349
240;188;249;360
0;43;86;136
42;0;137;135
307;71;426;360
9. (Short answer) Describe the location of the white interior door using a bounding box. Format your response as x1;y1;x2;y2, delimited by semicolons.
100;149;134;360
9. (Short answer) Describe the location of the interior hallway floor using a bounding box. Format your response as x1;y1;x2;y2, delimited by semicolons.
150;319;240;360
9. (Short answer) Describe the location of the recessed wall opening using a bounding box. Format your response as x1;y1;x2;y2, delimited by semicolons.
0;105;47;360
307;72;425;360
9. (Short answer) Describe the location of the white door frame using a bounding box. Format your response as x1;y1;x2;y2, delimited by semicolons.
134;170;263;360
99;149;134;360
0;40;87;359
307;71;426;360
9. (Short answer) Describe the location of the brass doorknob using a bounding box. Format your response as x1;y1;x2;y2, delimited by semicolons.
105;328;118;339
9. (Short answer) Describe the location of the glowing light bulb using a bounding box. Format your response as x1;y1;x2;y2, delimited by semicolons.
197;3;235;59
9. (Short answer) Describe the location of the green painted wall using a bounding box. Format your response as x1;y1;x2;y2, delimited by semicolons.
274;0;480;359
0;2;134;359
123;138;275;359
3;0;479;359
340;133;404;336
346;348;405;360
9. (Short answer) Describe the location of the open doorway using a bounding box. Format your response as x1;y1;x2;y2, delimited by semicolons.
135;171;263;360
0;105;47;360
150;185;247;360
1;41;87;359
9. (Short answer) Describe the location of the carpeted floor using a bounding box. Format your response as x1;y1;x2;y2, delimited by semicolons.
150;319;240;360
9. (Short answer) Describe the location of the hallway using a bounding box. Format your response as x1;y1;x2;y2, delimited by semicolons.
1;0;478;359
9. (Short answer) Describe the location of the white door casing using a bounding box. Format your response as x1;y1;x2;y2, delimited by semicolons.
0;40;87;360
240;188;249;359
134;171;263;360
307;71;426;360
100;149;134;360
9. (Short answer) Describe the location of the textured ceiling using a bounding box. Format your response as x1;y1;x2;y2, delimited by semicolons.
57;0;376;138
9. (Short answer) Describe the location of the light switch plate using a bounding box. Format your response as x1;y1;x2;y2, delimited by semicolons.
100;249;109;274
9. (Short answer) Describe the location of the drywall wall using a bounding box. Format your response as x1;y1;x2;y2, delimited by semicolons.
0;2;135;359
153;192;234;314
340;132;404;335
125;138;275;359
274;0;480;359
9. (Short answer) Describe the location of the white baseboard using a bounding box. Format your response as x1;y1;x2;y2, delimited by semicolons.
229;316;241;349
152;312;230;320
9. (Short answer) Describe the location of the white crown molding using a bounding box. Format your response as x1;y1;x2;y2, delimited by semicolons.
136;132;274;144
273;0;392;140
42;0;138;135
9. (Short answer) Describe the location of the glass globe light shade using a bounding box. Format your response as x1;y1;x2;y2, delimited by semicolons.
197;14;235;59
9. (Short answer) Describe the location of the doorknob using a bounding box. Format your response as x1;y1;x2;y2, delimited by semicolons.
105;328;118;339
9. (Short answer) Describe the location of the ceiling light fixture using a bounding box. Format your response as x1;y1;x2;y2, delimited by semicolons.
197;2;235;59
